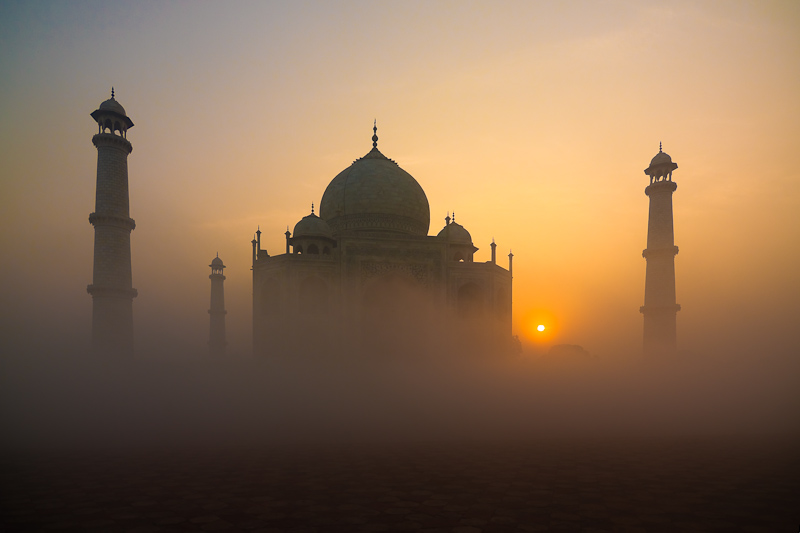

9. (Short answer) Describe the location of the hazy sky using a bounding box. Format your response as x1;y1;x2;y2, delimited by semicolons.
1;0;798;357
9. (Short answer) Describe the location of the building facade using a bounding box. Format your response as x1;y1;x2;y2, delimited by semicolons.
252;127;513;356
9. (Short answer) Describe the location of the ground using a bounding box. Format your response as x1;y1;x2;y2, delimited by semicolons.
2;436;798;532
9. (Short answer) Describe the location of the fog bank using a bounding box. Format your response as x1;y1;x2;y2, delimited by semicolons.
2;343;797;454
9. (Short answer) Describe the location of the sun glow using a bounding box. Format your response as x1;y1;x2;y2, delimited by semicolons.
519;309;559;344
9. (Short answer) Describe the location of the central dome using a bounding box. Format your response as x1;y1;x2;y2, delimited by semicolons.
319;145;430;236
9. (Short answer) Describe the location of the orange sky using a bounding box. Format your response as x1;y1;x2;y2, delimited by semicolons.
1;1;798;358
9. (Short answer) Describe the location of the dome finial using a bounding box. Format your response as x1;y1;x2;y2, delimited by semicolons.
111;87;115;99
659;141;662;153
372;119;378;148
452;211;456;223
311;202;315;215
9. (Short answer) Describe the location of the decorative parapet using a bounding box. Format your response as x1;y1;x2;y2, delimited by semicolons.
87;285;138;299
644;180;677;196
327;213;428;237
360;261;430;286
639;304;681;315
89;213;136;231
642;246;679;259
92;133;133;154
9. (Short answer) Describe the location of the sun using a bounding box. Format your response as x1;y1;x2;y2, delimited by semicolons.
521;309;556;342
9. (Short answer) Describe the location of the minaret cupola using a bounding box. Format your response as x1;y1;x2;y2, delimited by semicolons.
90;88;134;138
644;142;678;184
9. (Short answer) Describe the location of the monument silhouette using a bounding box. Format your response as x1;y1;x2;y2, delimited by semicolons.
87;89;137;356
208;254;227;356
640;144;680;355
82;92;683;359
251;124;513;356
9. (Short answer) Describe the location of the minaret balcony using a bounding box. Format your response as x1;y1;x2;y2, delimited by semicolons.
642;246;679;259
89;213;136;231
87;285;138;299
640;303;681;315
92;132;133;153
645;180;677;195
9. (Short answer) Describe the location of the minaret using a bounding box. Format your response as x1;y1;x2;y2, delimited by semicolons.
640;144;681;355
87;89;137;356
208;254;227;356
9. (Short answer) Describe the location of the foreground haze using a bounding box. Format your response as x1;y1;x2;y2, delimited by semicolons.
2;347;798;453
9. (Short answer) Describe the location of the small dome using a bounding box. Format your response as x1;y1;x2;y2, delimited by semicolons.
293;212;333;239
209;254;225;269
644;145;678;179
99;97;127;117
91;89;134;129
437;222;472;244
649;151;673;167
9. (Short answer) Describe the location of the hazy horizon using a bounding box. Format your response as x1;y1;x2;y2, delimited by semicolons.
1;1;799;361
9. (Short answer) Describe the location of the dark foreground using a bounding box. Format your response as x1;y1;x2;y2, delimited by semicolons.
2;436;798;533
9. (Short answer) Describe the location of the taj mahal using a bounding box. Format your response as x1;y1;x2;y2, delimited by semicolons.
86;91;679;357
251;123;514;356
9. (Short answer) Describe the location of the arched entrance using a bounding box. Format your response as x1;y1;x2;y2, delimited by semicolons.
457;282;484;319
361;273;433;356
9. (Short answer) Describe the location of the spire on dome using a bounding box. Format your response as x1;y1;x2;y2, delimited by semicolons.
311;202;315;215
659;141;662;152
372;119;378;148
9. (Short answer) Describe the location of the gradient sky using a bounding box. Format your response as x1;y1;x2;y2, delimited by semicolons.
1;0;798;357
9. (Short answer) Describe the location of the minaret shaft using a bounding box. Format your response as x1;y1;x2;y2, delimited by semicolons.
641;149;680;355
88;95;136;356
94;140;131;216
646;187;675;250
209;257;227;356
